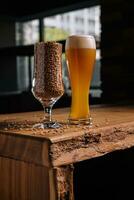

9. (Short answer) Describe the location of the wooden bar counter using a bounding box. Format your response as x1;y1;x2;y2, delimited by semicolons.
0;106;134;200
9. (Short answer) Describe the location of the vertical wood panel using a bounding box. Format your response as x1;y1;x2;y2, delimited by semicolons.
0;157;50;200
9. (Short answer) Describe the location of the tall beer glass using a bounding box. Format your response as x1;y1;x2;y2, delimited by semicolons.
65;35;96;125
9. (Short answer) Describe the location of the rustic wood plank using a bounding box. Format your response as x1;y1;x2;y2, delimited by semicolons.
0;106;134;167
0;106;134;139
0;134;50;167
0;157;50;200
0;106;133;199
54;165;74;200
49;168;57;200
50;121;134;166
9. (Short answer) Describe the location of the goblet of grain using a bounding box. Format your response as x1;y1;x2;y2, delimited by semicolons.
32;41;64;128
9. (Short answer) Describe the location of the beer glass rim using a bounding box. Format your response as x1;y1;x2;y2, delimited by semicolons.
67;34;95;39
65;34;96;49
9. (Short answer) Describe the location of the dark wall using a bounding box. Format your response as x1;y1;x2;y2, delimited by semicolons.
0;19;15;47
0;18;17;92
1;0;99;19
101;0;134;103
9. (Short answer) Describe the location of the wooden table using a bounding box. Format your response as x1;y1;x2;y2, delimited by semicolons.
0;106;134;200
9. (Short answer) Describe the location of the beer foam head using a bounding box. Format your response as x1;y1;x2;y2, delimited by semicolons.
65;35;96;49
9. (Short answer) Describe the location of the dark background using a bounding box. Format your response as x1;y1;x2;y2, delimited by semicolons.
0;0;134;113
0;1;134;199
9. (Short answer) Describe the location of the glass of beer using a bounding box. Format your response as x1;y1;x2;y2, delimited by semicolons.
65;35;96;125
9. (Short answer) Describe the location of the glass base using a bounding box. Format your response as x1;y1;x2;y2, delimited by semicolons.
68;117;92;126
33;121;61;129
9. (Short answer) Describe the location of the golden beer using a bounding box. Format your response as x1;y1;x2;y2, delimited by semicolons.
65;35;96;124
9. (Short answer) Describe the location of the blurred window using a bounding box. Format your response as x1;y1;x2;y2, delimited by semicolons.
44;6;101;42
16;20;39;45
15;6;101;98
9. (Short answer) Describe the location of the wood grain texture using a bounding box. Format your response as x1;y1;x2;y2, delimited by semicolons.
50;121;134;166
0;106;134;139
0;106;134;199
54;165;74;200
0;157;50;200
0;106;134;167
0;134;50;167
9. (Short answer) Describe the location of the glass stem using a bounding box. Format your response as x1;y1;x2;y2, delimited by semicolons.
44;106;52;122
